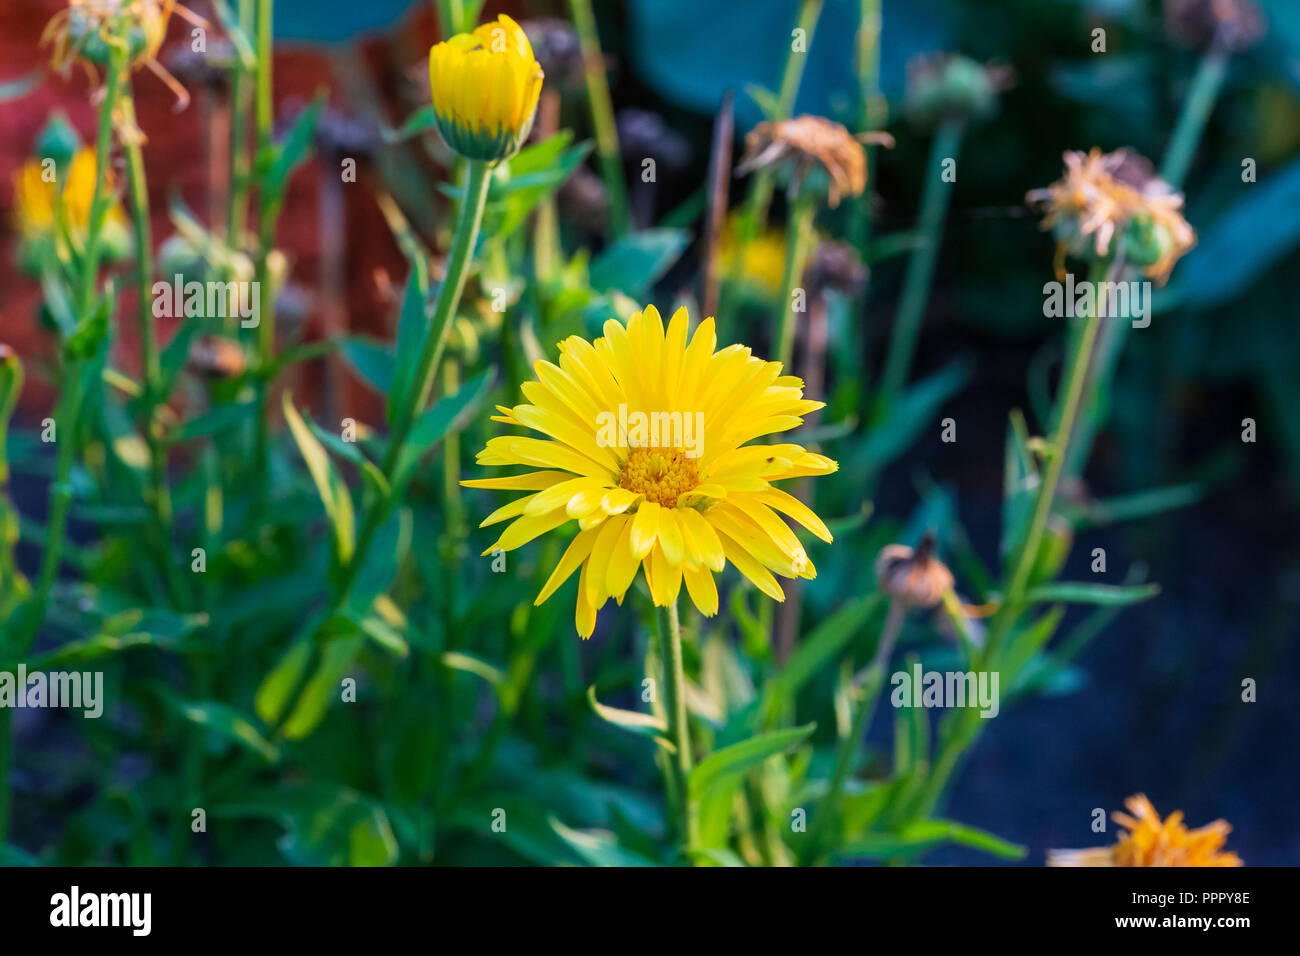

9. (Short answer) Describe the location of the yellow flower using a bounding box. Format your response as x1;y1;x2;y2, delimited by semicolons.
1027;148;1196;285
12;148;126;247
428;14;544;162
1048;794;1243;867
716;215;787;296
463;306;837;637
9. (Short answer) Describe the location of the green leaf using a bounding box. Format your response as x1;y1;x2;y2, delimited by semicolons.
587;685;667;740
588;229;689;297
170;699;279;762
387;270;429;426
382;104;438;143
393;370;495;490
838;819;1026;861
282;635;365;740
1023;581;1160;607
349;806;399;866
356;615;409;658
549;818;659;867
166;401;256;444
341;337;396;395
688;724;815;799
264;95;324;203
1000;408;1039;567
1062;482;1204;529
1160;156;1300;311
282;392;355;565
442;651;505;687
255;639;313;726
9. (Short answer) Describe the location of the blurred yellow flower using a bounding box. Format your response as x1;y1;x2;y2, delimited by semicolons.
464;306;837;637
716;215;787;296
428;14;544;162
1027;148;1196;285
1048;793;1243;867
12;148;126;248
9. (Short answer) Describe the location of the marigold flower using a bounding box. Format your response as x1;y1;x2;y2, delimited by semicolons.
737;116;878;208
1048;794;1243;867
428;14;545;162
1027;148;1196;285
463;306;837;637
12;148;128;252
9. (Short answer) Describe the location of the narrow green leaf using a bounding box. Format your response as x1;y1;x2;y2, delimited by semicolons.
587;685;667;740
1024;581;1160;607
688;724;815;799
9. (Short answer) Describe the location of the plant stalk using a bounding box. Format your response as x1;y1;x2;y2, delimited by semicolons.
657;598;694;854
567;0;630;237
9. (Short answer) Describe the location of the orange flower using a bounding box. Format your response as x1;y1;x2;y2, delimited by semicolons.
1048;794;1243;867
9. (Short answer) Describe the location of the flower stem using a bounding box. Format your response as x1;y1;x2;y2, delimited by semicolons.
567;0;630;237
776;188;818;369
745;0;824;232
657;598;695;855
252;0;275;509
913;257;1109;820
122;87;186;609
227;0;255;248
1161;45;1230;190
879;119;964;401
846;0;883;256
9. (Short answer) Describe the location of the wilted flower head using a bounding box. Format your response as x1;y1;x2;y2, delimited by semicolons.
42;1;206;109
1165;0;1265;52
427;14;544;162
520;18;584;91
875;533;954;609
463;306;836;637
1048;794;1243;867
1027;148;1196;285
187;335;246;380
738;116;882;208
904;53;1011;130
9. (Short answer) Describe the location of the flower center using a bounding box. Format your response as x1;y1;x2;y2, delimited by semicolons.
619;447;699;509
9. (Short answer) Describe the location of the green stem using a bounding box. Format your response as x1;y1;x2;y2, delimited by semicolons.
776;190;818;369
122;88;186;609
226;0;255;248
252;0;275;508
338;160;492;610
1161;46;1229;190
846;0;883;256
567;0;630;237
658;598;694;855
914;258;1109;819
745;0;824;232
879;119;965;401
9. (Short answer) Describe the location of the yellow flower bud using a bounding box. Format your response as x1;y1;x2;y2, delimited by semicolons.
427;14;545;162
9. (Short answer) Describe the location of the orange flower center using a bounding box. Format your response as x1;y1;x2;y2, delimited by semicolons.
619;448;698;508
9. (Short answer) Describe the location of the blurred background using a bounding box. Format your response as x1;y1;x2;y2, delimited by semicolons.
2;0;1298;864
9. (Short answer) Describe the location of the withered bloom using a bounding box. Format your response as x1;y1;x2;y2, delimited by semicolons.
875;533;954;610
803;240;868;300
738;115;886;208
1027;148;1196;285
187;334;245;380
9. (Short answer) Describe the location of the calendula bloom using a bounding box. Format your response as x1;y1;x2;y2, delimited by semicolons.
12;148;127;252
1048;794;1243;867
463;306;837;637
428;14;544;162
42;1;206;109
738;116;888;208
1027;148;1196;285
